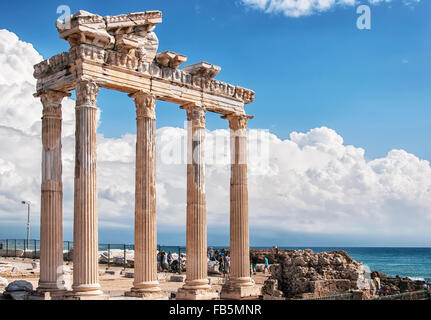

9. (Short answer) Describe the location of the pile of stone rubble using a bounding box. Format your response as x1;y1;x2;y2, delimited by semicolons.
262;249;375;300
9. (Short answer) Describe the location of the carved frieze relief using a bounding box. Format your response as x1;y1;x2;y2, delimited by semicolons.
34;46;255;104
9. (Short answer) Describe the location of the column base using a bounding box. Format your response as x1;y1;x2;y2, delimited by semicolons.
29;289;68;300
36;281;67;292
64;292;109;300
221;280;261;300
176;282;219;300
34;281;68;300
125;289;168;300
65;284;108;300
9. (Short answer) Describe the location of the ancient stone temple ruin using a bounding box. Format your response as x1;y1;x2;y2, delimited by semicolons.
33;10;258;300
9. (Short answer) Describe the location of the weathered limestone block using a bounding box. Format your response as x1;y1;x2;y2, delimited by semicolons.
57;11;114;49
157;273;170;282
170;275;186;283
208;261;220;274
0;249;24;257
262;279;284;300
58;10;162;63
156;51;187;69
105;11;162;62
182;62;221;79
305;279;352;298
209;277;226;285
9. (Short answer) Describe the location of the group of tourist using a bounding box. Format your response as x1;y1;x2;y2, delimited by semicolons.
156;247;274;276
157;250;185;273
207;247;231;275
250;253;269;274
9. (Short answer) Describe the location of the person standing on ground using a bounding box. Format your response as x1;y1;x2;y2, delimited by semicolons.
251;254;257;275
264;257;269;274
225;254;231;276
157;251;161;271
177;254;183;274
163;251;169;271
374;273;381;296
167;250;173;266
219;252;225;274
160;251;166;271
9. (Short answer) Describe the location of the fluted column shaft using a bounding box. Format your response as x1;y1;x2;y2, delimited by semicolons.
183;105;209;289
72;79;102;296
227;114;252;285
38;91;70;292
131;91;160;293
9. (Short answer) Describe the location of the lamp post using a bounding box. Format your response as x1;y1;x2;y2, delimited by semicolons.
21;201;31;250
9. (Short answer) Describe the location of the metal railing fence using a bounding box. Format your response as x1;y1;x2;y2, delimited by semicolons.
293;289;430;301
0;239;185;270
369;289;430;301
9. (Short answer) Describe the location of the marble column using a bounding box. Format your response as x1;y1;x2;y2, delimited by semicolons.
37;90;70;295
221;113;260;300
126;91;166;299
69;79;105;299
176;104;218;300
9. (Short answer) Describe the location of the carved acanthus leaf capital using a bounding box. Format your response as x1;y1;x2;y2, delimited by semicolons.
182;103;206;129
223;113;253;131
130;90;156;119
39;90;71;118
75;79;99;107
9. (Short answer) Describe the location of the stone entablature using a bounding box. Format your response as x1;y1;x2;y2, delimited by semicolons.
34;10;254;115
33;47;254;113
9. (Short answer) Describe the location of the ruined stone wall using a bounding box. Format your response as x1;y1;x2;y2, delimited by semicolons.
262;249;375;300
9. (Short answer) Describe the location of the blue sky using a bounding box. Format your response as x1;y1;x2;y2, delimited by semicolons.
0;1;430;246
2;0;430;161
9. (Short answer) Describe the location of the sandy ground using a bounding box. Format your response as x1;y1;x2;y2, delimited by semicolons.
0;257;269;299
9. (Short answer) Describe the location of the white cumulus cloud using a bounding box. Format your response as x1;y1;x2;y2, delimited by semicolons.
0;30;430;245
240;0;420;17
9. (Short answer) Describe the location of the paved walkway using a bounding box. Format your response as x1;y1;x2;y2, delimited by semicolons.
0;257;268;299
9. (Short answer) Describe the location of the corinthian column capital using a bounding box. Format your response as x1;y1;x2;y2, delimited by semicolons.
129;90;156;119
75;79;99;107
181;103;206;129
38;91;71;119
223;113;253;131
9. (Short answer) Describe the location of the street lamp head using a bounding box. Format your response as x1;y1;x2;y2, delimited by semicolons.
21;200;26;204
21;200;31;205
